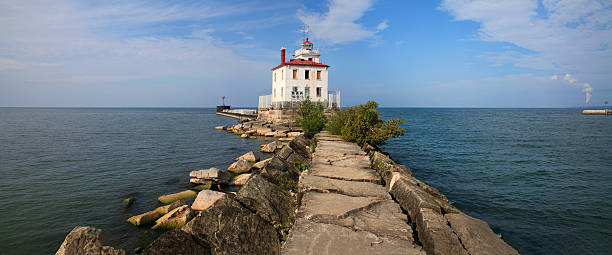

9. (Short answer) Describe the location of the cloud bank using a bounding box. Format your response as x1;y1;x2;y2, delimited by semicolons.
298;0;387;44
439;0;612;73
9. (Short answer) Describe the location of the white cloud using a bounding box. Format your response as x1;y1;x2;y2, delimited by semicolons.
298;0;385;44
439;0;612;74
0;1;274;86
550;73;593;103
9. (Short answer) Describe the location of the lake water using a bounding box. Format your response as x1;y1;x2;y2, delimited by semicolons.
0;108;610;254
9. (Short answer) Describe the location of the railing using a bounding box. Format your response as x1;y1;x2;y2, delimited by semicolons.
328;90;340;108
258;90;340;110
258;94;272;109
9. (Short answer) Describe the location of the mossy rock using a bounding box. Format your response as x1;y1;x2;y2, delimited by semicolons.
123;198;134;207
158;190;197;204
189;183;211;191
127;210;161;226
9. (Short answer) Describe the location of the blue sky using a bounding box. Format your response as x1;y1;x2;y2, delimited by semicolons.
0;0;610;107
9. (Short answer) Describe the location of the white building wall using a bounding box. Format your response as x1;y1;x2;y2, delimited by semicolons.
271;65;328;105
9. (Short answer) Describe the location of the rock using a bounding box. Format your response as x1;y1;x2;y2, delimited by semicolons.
154;200;186;215
158;190;198;204
278;137;292;142
127;210;162;226
416;208;469;255
227;159;252;174
389;177;441;221
273;132;287;138
240;134;248;138
260;141;283;153
141;229;211;255
191;190;228;211
252;157;272;169
249;136;257;139
152;205;195;230
56;226;126;255
264;131;276;137
190;183;211;191
236;174;295;226
215;126;225;130
182;197;280;255
189;168;231;184
229;173;252;186
259;156;300;185
235;151;260;162
276;145;293;160
287;131;302;137
123;198;134;207
445;213;519;255
309;164;381;184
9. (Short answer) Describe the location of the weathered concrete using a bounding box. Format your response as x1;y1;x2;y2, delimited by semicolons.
282;131;423;255
236;174;296;227
141;229;211;255
191;190;227;211
282;219;423;255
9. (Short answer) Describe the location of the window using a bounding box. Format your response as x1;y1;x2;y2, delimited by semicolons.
282;69;284;80
293;69;297;79
274;88;276;98
305;87;310;98
316;87;321;97
308;57;313;61
317;71;321;80
305;70;310;80
281;87;283;97
274;72;276;82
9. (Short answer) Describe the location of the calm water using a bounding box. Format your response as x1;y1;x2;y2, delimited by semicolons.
1;108;611;254
380;108;612;255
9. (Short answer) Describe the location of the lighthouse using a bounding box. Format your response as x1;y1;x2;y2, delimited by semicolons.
259;38;340;109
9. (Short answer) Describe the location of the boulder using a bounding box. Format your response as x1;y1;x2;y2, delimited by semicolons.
276;146;293;160
154;200;186;215
191;190;228;211
229;173;252;186
141;229;211;255
152;205;195;230
416;208;468;255
235;151;260;162
56;226;126;255
445;213;519;255
158;190;198;204
389;178;441;220
236;174;295;226
252;157;272;169
278;137;292;142
190;183;211;191
182;198;280;255
259;156;300;185
127;210;162;226
260;141;283;153
240;134;248;138
214;126;225;130
264;132;276;137
227;159;252;174
189;168;230;184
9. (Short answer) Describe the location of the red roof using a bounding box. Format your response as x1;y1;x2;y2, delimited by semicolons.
272;58;329;70
303;38;312;45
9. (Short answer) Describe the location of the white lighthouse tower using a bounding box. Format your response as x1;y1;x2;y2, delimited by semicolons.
258;38;340;109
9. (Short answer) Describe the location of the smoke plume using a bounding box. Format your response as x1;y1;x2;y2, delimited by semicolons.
550;74;593;104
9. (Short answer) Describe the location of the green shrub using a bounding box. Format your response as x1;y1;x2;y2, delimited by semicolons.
279;178;297;193
297;100;327;136
294;162;310;172
310;143;316;153
327;101;404;147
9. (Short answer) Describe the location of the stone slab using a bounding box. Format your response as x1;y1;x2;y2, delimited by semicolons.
281;219;424;255
298;174;390;199
298;192;383;221
309;164;381;184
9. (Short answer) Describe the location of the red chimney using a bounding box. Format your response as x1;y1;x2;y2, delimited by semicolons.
280;46;286;65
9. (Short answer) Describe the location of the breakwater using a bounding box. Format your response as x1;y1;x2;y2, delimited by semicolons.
582;109;611;115
56;116;518;254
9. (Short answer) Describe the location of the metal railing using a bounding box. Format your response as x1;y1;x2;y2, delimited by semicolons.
258;90;340;110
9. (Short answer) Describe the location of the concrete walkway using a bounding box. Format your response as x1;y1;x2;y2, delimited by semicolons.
282;131;424;255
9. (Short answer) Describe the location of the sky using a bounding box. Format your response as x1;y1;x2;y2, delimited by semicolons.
0;0;610;107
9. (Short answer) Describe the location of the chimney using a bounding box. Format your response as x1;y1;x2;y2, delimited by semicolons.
280;46;286;65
